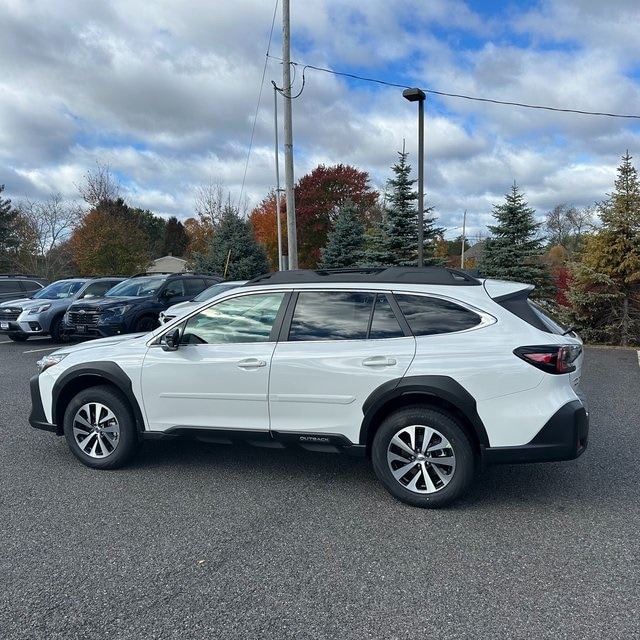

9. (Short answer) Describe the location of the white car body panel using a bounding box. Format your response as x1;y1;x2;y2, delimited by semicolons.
140;341;276;431
269;336;416;439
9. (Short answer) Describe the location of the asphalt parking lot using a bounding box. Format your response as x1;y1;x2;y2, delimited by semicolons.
1;340;639;640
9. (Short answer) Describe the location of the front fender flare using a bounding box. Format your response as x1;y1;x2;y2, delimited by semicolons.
52;361;146;434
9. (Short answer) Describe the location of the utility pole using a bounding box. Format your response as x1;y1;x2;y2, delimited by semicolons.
461;209;467;269
282;0;298;269
272;82;284;270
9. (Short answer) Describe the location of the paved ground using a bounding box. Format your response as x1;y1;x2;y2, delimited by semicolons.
0;340;638;639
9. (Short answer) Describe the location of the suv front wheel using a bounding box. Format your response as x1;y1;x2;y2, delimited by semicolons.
372;406;474;508
63;386;139;469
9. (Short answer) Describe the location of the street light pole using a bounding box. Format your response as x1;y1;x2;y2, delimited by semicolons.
402;87;426;267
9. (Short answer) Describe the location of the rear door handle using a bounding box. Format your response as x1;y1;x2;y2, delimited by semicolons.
362;356;397;367
237;358;267;369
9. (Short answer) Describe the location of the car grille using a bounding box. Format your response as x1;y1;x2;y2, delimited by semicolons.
67;310;100;325
0;308;21;321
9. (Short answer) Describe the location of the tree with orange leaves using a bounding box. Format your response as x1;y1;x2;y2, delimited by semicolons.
248;191;285;270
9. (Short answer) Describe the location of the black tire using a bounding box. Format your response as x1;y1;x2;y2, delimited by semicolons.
49;315;64;342
63;385;139;469
134;316;158;333
371;406;475;508
8;333;28;342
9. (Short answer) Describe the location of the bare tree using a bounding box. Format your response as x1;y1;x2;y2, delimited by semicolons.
194;181;226;226
77;162;120;207
12;194;82;278
567;205;595;236
545;203;575;248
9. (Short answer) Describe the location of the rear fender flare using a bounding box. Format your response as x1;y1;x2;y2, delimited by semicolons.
360;375;489;450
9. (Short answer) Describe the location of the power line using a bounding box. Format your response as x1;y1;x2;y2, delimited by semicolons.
238;1;281;212
266;54;640;120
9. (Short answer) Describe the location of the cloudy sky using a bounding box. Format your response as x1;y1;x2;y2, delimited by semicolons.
1;0;639;241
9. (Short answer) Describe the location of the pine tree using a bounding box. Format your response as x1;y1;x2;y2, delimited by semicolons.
0;185;18;270
319;199;365;268
364;151;442;266
384;150;419;265
162;216;189;257
479;182;554;296
194;205;270;280
567;152;640;346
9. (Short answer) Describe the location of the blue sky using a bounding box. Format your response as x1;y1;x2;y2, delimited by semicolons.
1;0;639;241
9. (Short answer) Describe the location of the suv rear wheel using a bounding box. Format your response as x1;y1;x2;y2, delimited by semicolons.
372;406;474;508
63;386;139;469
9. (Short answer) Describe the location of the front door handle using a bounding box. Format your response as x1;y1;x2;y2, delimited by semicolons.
237;358;267;369
362;356;397;367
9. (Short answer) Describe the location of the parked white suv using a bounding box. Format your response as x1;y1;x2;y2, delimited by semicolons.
159;280;247;324
29;268;588;508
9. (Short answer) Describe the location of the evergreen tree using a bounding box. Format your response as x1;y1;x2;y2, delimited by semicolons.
368;151;442;266
194;205;270;280
360;222;394;267
384;150;419;264
383;151;444;266
0;185;18;270
479;182;554;296
567;152;640;346
162;216;189;257
319;199;365;268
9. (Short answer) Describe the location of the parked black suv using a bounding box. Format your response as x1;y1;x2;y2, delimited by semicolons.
62;272;222;339
0;274;49;302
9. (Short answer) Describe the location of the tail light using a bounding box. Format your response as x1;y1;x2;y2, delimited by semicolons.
514;345;582;374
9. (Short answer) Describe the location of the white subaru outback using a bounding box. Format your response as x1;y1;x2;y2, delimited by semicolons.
29;267;588;508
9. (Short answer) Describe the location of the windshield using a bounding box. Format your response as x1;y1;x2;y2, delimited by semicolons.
106;277;165;298
192;281;245;302
32;280;85;300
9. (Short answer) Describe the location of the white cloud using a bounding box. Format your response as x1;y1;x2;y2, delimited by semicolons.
0;0;638;244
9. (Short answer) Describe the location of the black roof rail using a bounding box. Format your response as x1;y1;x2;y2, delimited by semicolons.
247;267;481;286
128;271;223;279
0;273;45;278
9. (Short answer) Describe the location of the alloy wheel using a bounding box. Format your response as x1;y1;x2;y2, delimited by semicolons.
71;401;121;458
386;424;457;494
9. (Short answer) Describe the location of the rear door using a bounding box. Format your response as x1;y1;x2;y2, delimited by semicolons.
268;290;415;443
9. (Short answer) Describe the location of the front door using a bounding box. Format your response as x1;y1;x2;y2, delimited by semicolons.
140;291;286;433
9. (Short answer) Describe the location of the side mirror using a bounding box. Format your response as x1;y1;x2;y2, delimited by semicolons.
162;328;180;351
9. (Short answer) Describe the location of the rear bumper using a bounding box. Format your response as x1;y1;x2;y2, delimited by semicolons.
483;399;589;465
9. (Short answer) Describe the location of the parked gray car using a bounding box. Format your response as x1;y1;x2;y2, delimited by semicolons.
0;276;125;342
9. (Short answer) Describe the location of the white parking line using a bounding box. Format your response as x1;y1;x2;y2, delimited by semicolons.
23;347;60;354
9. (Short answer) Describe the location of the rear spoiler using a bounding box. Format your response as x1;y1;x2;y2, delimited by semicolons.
483;280;549;332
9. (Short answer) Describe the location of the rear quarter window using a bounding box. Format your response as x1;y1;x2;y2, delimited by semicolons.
395;294;483;336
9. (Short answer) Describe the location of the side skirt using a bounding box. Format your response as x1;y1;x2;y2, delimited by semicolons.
142;427;366;457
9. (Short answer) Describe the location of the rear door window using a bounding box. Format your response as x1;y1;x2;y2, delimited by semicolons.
395;294;482;336
287;291;405;341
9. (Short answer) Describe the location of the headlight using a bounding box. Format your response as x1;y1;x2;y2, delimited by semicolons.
36;353;68;374
28;304;51;314
108;305;132;317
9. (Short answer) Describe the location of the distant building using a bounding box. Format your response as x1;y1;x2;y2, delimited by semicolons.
147;255;188;273
462;240;486;268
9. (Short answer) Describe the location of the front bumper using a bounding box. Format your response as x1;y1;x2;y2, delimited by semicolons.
483;399;589;465
29;374;59;434
63;322;123;339
0;319;43;337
